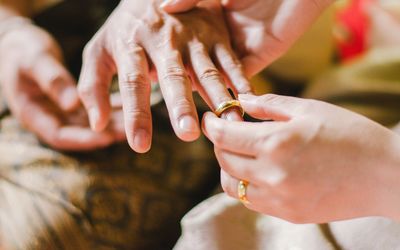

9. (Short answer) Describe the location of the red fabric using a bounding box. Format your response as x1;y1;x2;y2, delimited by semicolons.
336;0;374;61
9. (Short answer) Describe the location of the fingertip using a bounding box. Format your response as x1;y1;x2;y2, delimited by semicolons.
201;111;218;133
203;111;218;120
60;87;80;111
88;107;109;132
128;129;152;153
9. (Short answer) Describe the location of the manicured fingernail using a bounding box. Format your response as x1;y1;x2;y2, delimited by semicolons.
133;129;151;153
160;0;176;8
89;108;99;130
179;115;198;132
60;87;78;110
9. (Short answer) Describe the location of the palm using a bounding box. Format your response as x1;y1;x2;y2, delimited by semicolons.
222;0;331;76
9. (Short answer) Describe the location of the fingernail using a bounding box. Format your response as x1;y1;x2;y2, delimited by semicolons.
179;115;198;132
224;111;243;121
160;0;176;8
89;108;99;130
133;129;151;153
60;87;78;110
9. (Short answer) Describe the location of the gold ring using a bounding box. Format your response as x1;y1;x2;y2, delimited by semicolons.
214;100;244;118
238;180;250;204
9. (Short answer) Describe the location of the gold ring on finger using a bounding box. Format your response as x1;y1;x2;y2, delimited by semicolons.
214;100;244;118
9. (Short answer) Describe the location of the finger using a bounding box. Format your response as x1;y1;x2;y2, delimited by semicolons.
189;42;242;121
215;148;288;187
214;44;253;95
52;126;114;151
241;55;272;77
19;96;113;151
108;109;126;142
78;41;115;132
221;169;288;219
161;0;203;13
110;92;123;109
215;148;260;185
29;55;79;111
115;44;152;153
238;94;312;121
220;169;259;205
202;112;286;156
153;50;200;141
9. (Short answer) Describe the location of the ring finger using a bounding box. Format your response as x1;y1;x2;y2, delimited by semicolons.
189;41;242;121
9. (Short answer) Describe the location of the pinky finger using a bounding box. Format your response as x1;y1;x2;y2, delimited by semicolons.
214;44;253;95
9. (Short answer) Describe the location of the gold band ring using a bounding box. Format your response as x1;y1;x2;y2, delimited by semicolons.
238;180;250;204
214;100;244;118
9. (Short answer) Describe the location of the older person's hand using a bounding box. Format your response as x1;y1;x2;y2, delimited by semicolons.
0;21;125;151
162;0;334;76
202;94;400;223
78;0;250;153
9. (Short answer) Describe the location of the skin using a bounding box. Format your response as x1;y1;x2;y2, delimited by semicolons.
78;0;249;154
202;94;400;223
162;0;334;76
0;5;125;151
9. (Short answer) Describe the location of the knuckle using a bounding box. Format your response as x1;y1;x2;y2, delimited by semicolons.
120;73;147;90
125;108;151;122
172;97;194;116
224;56;242;71
191;42;207;54
199;68;222;83
162;66;187;83
262;131;294;157
258;94;283;105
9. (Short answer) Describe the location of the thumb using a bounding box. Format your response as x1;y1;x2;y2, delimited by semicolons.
238;94;310;121
161;0;203;13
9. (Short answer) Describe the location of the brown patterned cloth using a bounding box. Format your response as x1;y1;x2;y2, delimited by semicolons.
0;104;220;250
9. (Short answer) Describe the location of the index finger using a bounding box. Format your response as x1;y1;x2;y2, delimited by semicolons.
202;112;286;156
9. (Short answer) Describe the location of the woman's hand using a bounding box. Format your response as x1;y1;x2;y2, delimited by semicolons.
78;0;250;153
202;94;400;223
0;22;125;151
163;0;334;76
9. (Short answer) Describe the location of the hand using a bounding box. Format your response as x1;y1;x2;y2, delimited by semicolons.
78;0;251;153
202;94;400;223
163;0;334;76
0;22;125;151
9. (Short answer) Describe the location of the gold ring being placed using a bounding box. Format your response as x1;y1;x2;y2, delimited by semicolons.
238;180;250;204
214;100;244;118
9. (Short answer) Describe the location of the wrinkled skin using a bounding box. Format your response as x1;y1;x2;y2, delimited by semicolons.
78;0;250;153
0;24;125;151
163;0;334;76
202;94;400;223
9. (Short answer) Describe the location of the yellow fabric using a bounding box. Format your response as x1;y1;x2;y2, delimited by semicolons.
267;5;335;83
